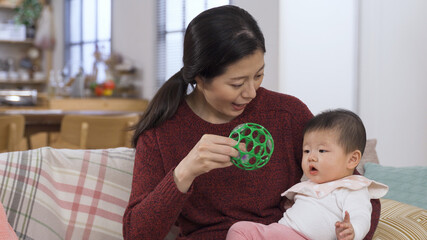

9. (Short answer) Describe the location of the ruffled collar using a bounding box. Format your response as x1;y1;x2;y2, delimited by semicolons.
281;175;388;199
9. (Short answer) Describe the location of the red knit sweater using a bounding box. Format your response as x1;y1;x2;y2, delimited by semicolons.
123;87;380;239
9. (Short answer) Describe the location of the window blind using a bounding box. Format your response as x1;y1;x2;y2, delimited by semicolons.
156;0;230;89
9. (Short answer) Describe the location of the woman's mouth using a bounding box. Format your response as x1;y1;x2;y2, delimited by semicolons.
232;103;247;111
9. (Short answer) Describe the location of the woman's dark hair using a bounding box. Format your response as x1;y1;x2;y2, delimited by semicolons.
132;5;266;147
303;109;367;155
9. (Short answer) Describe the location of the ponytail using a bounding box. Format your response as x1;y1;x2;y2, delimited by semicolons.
132;70;188;147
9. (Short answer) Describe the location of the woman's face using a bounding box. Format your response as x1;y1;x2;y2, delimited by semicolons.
193;49;265;123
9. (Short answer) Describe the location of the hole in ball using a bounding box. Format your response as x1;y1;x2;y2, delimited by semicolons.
230;132;239;139
243;128;251;136
248;157;257;165
258;134;266;143
254;145;261;154
246;140;254;152
252;130;259;139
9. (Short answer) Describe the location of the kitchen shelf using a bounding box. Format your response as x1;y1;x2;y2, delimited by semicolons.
0;0;50;93
0;3;18;9
0;80;46;84
0;39;34;44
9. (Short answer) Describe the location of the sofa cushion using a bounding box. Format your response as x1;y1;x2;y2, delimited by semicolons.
356;138;379;175
0;147;135;240
363;162;427;210
373;198;427;239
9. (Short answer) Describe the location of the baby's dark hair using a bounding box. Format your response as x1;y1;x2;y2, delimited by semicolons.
303;109;367;155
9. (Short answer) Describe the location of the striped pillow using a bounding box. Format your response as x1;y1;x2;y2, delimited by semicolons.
374;198;426;240
0;147;135;240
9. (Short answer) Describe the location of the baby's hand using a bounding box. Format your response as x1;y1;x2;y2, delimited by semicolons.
283;198;294;210
335;211;355;240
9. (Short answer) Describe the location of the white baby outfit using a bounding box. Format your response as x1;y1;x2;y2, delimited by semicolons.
278;175;388;240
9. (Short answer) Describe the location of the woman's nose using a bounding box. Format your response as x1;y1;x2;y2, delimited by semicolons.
242;81;257;99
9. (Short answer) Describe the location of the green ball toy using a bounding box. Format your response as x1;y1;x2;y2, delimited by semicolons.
229;123;274;170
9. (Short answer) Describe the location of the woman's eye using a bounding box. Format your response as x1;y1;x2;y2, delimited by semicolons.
231;83;244;88
255;74;264;80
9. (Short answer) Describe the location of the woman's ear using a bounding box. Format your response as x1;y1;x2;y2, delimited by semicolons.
347;150;362;170
195;75;204;90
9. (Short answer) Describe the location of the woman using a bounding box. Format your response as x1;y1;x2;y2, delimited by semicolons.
123;5;379;240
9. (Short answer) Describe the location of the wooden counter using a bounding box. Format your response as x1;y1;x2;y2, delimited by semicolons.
0;97;149;127
47;98;149;111
0;97;149;111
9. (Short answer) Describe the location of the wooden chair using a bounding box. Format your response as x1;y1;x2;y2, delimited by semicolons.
0;115;26;153
50;113;140;149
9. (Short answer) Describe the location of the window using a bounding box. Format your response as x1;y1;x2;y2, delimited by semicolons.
64;0;111;81
156;0;230;87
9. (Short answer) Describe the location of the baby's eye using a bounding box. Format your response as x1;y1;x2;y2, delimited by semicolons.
319;149;327;153
303;150;310;154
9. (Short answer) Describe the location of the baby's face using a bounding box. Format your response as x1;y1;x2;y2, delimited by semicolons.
302;130;353;184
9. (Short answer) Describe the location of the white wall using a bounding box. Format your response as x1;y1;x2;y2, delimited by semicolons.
358;0;427;167
232;0;280;92
111;0;156;99
279;0;359;115
277;0;427;166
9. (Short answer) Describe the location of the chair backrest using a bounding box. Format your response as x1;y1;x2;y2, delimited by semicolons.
0;114;25;153
50;113;140;149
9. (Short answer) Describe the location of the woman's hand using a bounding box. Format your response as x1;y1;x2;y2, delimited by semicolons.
173;134;240;193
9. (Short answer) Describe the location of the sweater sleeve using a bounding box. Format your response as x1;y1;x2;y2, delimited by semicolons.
364;198;380;240
123;129;191;240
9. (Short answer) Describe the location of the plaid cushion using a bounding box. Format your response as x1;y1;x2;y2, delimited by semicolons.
0;147;135;240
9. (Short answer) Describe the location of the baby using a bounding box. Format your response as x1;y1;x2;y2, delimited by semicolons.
227;109;388;240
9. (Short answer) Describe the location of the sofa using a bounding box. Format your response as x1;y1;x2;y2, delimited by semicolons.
0;139;425;239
